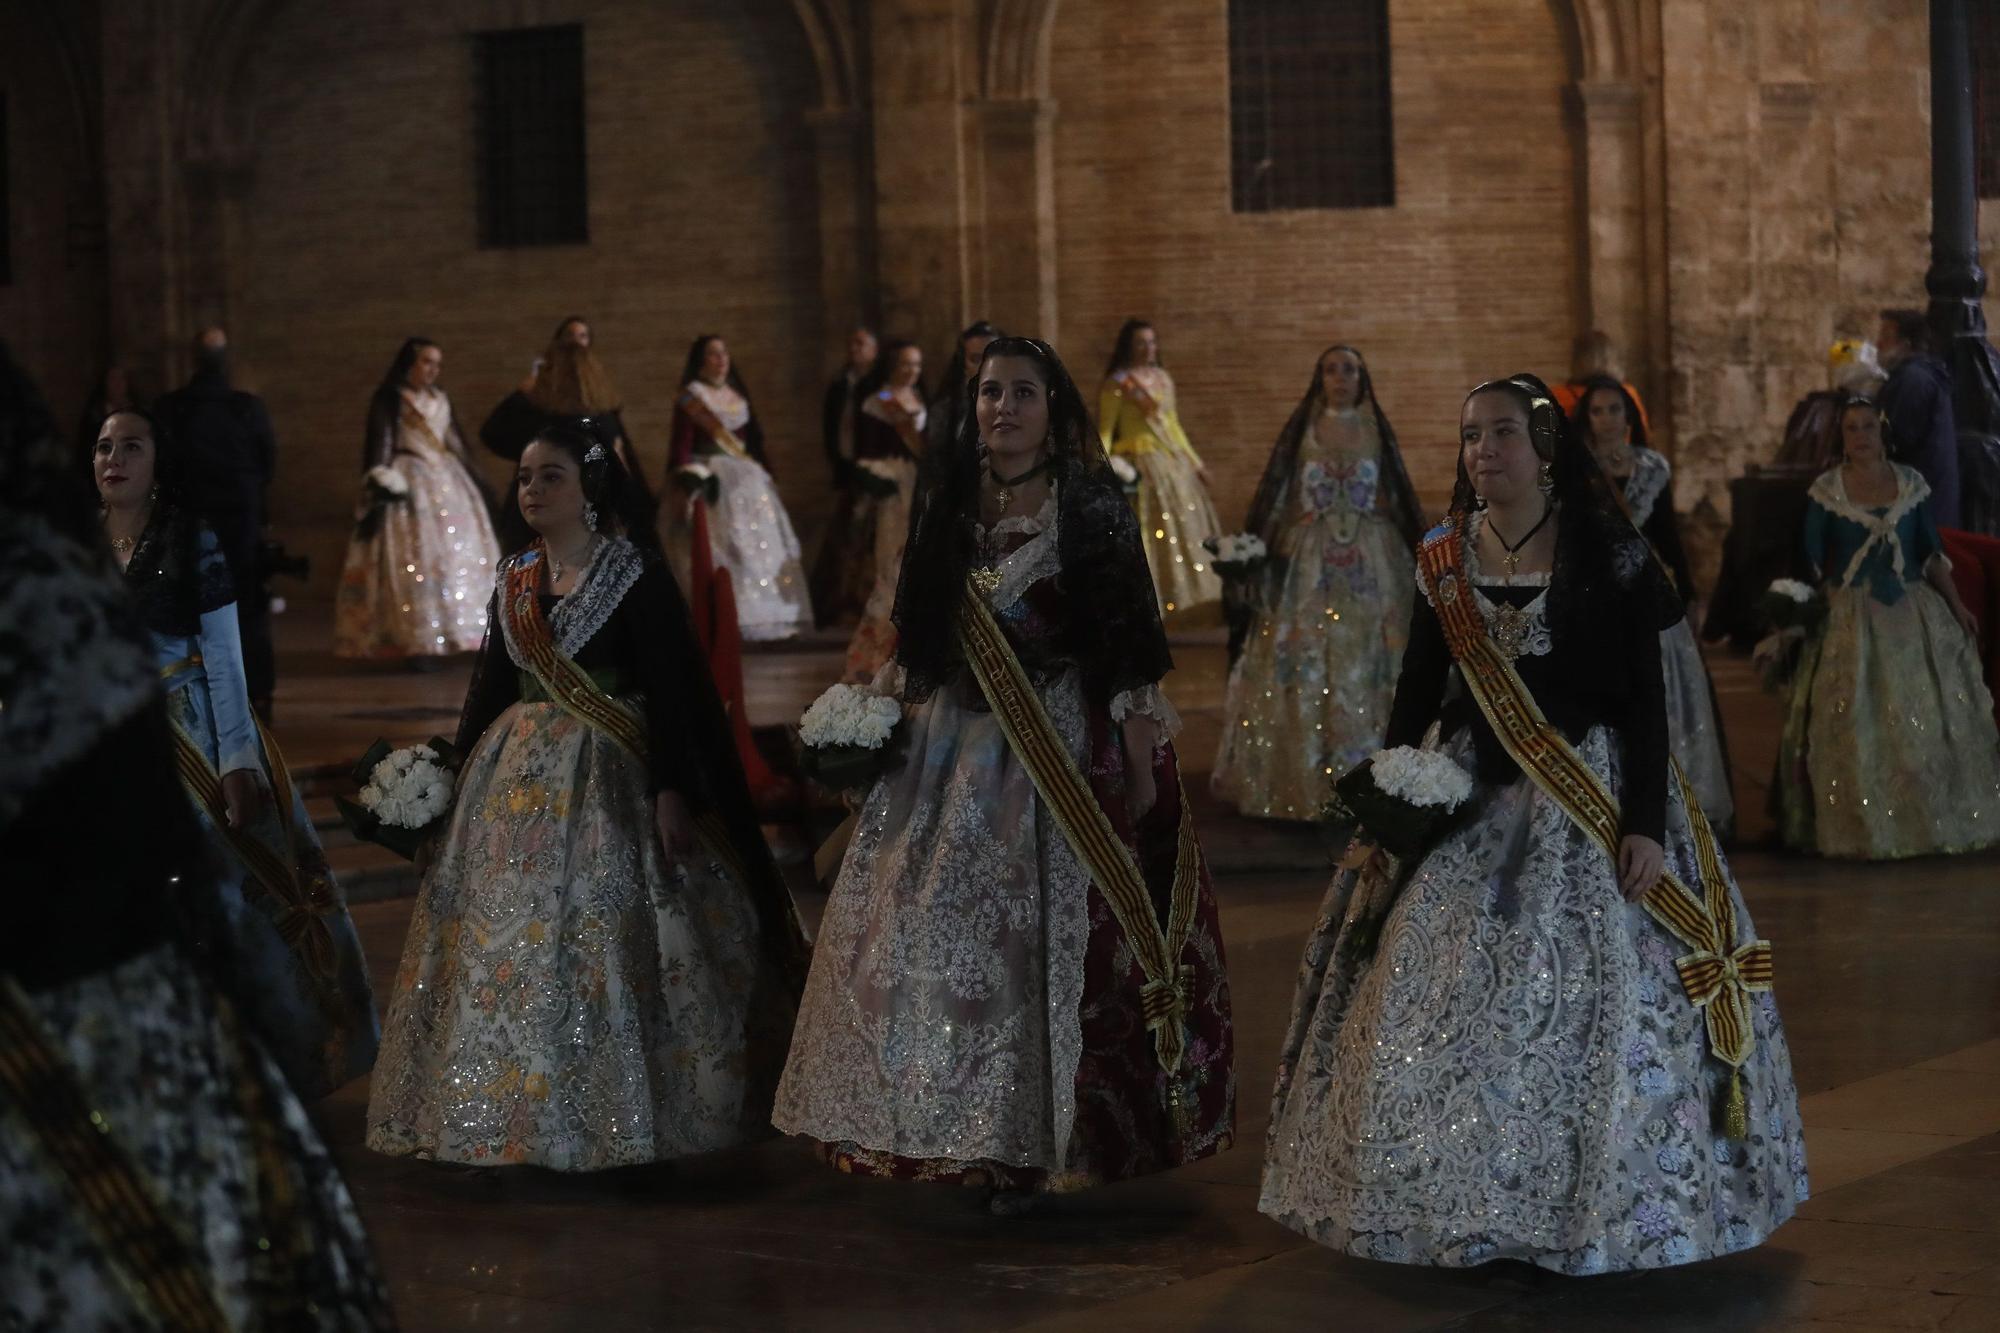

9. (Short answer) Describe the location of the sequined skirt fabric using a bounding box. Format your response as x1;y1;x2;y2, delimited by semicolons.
1213;511;1413;819
366;699;798;1170
333;445;498;658
0;947;390;1329
697;453;814;642
1776;583;2000;858
1659;619;1734;835
1120;446;1223;619
1260;726;1807;1272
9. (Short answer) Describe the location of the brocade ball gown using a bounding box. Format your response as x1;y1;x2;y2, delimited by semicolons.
1213;405;1414;818
366;537;806;1170
773;490;1235;1192
1260;517;1806;1273
1098;366;1224;619
1776;464;2000;858
334;384;500;659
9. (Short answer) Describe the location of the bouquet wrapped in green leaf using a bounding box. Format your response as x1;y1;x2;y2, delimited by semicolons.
334;736;463;861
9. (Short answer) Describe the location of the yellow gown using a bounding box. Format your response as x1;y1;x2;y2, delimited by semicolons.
1098;367;1223;618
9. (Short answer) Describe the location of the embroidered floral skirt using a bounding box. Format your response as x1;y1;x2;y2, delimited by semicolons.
169;675;378;1100
1660;619;1735;837
842;459;915;684
1;947;391;1329
333;447;498;659
1260;726;1806;1273
1122;446;1223;620
366;699;798;1170
1213;513;1413;819
807;487;876;628
772;672;1234;1190
1776;583;2000;859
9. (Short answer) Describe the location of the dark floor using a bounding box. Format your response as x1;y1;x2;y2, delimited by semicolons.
267;607;2000;1331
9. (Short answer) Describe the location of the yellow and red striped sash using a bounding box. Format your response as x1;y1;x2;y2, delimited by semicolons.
168;697;338;981
957;578;1202;1078
1415;529;1771;1079
0;978;231;1331
504;554;755;891
677;389;752;462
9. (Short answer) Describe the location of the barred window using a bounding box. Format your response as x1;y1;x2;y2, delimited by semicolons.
1977;6;2000;198
474;24;588;247
1228;0;1394;213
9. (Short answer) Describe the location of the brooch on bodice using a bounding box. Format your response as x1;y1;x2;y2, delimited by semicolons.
1488;602;1532;661
970;565;1003;597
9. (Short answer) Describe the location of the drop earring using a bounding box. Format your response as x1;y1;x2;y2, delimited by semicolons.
583;501;599;532
1538;461;1555;496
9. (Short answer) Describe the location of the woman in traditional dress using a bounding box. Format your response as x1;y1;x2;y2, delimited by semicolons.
94;408;379;1099
1097;319;1224;618
334;337;501;663
1212;345;1424;819
481;325;646;550
1774;397;2000;859
4;346;391;1328
1573;375;1736;836
806;325;879;626
774;336;1234;1212
368;423;807;1171
1261;374;1806;1273
663;335;814;641
925;320;1002;455
842;338;928;681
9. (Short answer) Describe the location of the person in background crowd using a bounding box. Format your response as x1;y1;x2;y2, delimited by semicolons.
842;338;929;681
807;325;879;625
1877;307;1962;529
1097;318;1225;619
155;326;279;722
1774;397;1999;859
1551;328;1652;435
925;320;1002;455
1776;338;1889;470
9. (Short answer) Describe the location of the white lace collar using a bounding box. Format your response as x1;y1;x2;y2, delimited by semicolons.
497;536;644;669
977;494;1059;613
1808;463;1931;585
685;379;750;431
1621;448;1671;527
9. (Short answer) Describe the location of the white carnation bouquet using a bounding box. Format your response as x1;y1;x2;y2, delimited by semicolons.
853;456;904;499
335;735;464;860
798;683;903;789
356;465;412;539
1327;745;1475;958
672;461;720;505
1202;532;1269;578
1328;745;1473;860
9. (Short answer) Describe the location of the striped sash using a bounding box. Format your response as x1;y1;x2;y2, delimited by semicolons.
1415;527;1771;1085
957;578;1202;1080
677;389;752;462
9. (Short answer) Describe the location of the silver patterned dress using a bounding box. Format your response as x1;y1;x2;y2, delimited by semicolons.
1260;519;1806;1272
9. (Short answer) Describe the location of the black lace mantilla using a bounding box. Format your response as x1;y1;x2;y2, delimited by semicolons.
121;499;235;638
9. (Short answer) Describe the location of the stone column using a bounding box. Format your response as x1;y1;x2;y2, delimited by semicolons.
98;0;188;389
868;0;972;355
808;106;877;339
1927;0;2000;531
1575;80;1651;396
973;96;1058;340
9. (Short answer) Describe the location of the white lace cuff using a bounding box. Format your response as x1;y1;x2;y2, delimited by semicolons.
868;660;907;702
1109;682;1182;740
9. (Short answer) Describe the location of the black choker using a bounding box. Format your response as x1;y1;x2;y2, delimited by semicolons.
987;458;1050;507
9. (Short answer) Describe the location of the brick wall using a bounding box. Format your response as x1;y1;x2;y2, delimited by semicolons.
1049;0;1581;528
229;0;825;599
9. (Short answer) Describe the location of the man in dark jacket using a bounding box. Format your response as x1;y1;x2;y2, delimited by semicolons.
1878;307;1962;528
156;327;279;717
819;326;876;485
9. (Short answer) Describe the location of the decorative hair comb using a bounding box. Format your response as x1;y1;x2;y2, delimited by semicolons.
584;443;607;463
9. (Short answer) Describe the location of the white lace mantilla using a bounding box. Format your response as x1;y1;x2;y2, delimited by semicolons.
1622;449;1671;528
496;537;643;670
